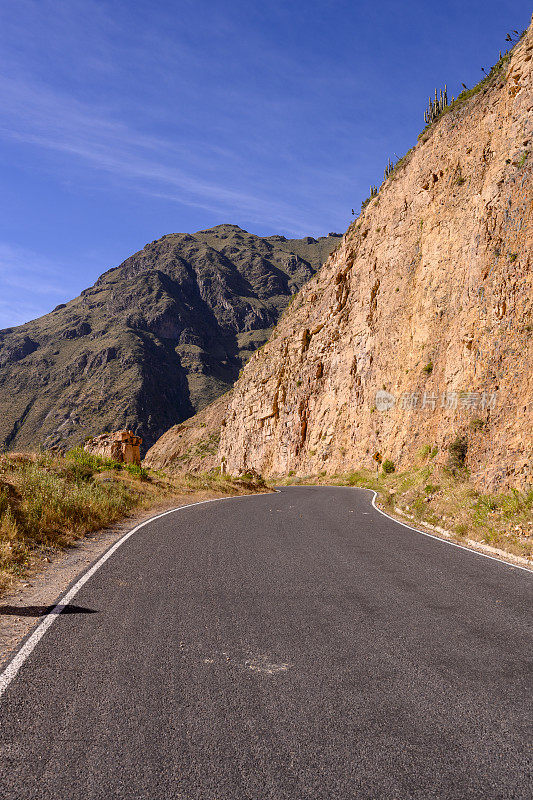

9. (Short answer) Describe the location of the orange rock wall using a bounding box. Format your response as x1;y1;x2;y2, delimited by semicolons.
220;24;533;490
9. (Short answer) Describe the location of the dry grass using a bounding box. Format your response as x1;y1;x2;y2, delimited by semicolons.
277;462;533;561
0;449;268;593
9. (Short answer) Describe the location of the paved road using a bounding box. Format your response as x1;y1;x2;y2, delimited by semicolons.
0;487;531;799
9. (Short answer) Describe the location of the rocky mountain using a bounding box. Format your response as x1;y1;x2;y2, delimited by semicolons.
0;225;342;452
148;22;533;490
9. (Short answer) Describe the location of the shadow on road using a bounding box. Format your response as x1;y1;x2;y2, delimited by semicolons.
0;604;98;617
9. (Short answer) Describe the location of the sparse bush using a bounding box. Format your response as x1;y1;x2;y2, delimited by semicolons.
423;361;433;375
474;496;498;515
382;459;395;474
360;185;378;211
469;417;485;431
384;491;396;507
346;470;367;486
61;462;94;484
447;435;468;471
123;463;149;481
412;496;426;517
66;447;121;472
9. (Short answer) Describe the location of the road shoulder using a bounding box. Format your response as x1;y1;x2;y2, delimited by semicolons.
0;490;267;670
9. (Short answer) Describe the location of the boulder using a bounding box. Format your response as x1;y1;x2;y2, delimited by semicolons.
84;430;142;466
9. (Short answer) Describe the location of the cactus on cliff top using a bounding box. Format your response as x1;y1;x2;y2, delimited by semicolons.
424;85;448;125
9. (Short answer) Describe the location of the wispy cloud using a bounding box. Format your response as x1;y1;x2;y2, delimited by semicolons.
0;298;53;329
0;242;67;295
0;0;368;244
0;73;342;234
0;0;370;329
0;242;90;327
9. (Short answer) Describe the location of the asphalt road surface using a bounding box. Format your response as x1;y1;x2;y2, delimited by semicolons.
0;487;531;799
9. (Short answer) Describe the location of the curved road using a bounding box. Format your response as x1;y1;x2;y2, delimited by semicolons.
0;487;531;799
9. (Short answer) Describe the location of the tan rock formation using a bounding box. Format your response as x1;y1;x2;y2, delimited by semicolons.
84;430;142;466
219;23;533;490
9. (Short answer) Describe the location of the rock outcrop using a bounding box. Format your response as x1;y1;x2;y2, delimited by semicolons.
84;430;142;466
0;225;341;453
217;24;533;490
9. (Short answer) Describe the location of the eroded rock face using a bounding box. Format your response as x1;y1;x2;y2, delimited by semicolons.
219;24;533;491
84;430;142;466
0;225;341;453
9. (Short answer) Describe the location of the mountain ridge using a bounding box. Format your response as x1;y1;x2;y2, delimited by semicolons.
0;225;342;452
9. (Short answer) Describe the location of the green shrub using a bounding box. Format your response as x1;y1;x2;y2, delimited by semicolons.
422;361;433;375
123;463;149;480
382;459;395;474
60;462;94;484
469;417;485;431
346;470;368;486
412;496;426;517
447;435;468;470
15;463;136;547
66;447;121;472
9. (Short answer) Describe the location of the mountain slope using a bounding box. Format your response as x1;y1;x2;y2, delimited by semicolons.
216;24;533;491
0;225;341;451
144;390;231;473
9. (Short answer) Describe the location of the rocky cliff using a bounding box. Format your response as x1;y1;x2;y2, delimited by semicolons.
0;225;341;452
217;25;533;490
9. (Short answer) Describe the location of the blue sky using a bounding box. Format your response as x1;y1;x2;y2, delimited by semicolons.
0;0;531;327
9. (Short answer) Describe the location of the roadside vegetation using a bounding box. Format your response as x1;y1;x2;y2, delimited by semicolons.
278;456;532;562
0;449;267;593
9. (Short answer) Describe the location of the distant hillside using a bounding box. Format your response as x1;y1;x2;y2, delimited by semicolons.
0;225;342;452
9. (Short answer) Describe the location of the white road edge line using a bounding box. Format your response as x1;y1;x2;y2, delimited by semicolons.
365;489;532;574
1;484;528;701
279;485;531;574
0;494;266;702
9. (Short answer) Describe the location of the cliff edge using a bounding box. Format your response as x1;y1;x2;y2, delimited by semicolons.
218;23;533;490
